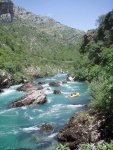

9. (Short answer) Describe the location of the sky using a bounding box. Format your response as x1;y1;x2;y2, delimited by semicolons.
12;0;113;32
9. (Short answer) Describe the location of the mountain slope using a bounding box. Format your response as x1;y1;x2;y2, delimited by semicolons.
0;2;84;83
13;5;83;45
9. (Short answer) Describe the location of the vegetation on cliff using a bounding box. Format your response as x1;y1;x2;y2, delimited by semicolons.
1;1;113;149
69;10;113;149
50;10;113;150
0;4;84;83
74;10;113;116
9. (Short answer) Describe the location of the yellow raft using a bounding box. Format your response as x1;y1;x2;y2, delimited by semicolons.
69;92;80;98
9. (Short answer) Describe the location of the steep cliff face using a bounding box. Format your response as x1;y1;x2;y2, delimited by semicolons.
0;1;14;21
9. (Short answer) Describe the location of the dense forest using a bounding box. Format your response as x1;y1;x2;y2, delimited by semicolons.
0;1;113;149
75;10;113;116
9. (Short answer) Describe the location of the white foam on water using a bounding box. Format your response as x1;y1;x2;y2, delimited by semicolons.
21;126;40;132
0;84;23;96
50;104;63;112
15;110;19;115
47;104;81;116
66;104;85;108
61;84;70;88
0;108;15;115
32;109;43;113
50;78;56;81
54;113;60;118
47;98;52;103
45;78;56;81
1;130;19;135
10;84;23;90
61;84;77;91
61;91;71;95
11;130;19;135
38;104;63;118
48;132;58;138
67;81;75;84
43;89;53;95
1;89;15;95
38;106;58;118
21;106;27;110
29;116;34;120
24;111;29;118
42;83;49;88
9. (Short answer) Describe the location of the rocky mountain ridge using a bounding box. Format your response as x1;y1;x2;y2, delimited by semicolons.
13;5;84;45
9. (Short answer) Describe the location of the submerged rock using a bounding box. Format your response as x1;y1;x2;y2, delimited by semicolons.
40;123;54;132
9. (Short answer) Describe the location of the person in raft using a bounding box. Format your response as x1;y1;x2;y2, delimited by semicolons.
70;93;73;96
74;91;77;94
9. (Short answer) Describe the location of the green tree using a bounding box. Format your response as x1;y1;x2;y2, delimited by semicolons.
95;14;106;26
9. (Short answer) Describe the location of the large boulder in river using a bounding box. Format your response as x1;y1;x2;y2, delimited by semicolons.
9;90;47;108
53;89;61;94
17;82;43;92
49;81;60;87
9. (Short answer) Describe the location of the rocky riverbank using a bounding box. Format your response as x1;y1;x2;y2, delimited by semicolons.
0;69;12;92
57;109;107;150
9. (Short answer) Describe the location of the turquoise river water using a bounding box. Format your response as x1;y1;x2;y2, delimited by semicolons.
0;74;90;150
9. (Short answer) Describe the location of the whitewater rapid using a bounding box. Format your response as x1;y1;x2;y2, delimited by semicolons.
0;73;89;150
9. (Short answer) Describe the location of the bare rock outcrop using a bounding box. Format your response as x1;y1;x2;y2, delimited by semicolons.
0;69;12;89
0;1;14;22
57;109;106;150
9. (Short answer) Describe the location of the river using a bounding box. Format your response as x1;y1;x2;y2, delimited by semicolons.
0;73;89;150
